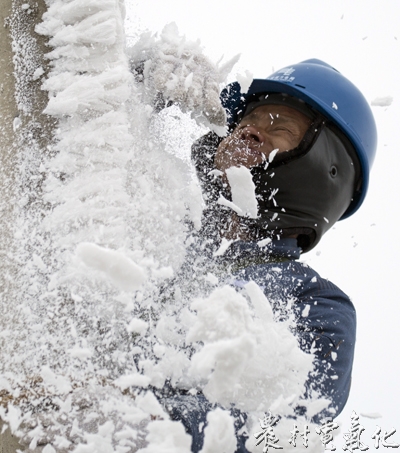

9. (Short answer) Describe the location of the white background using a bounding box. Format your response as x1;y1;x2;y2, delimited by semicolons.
126;0;400;446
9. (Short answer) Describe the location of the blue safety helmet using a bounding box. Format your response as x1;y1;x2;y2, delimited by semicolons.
220;59;377;218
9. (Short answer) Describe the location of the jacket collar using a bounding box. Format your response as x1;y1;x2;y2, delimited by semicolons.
214;238;301;273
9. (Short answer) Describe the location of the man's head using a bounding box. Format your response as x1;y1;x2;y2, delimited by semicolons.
192;59;377;253
215;103;311;174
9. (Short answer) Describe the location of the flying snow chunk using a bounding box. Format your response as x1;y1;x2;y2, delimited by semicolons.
269;148;279;163
6;405;22;433
213;238;234;257
114;373;151;390
226;166;258;218
140;420;192;453
371;96;393;107
152;266;174;280
136;392;167;419
303;397;332;419
257;237;272;248
360;412;382;419
127;317;148;334
301;305;310;318
32;67;45;81
67;347;93;361
217;195;244;216
236;70;254;93
41;366;72;394
12;117;22;132
200;408;236;453
205;272;219;285
76;243;146;291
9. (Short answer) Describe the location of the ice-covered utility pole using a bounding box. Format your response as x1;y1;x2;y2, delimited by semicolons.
0;0;143;451
0;1;52;450
0;0;194;450
0;0;17;295
0;0;51;291
0;0;196;448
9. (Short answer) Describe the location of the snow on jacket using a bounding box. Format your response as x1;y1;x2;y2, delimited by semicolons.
156;238;356;453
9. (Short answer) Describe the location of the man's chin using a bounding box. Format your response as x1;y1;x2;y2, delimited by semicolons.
228;151;264;169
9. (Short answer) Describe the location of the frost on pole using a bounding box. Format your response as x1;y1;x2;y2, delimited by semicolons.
0;1;327;451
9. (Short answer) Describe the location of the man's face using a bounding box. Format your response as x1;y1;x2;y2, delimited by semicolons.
215;104;311;173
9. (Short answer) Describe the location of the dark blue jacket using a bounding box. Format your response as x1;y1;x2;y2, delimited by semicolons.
157;238;356;452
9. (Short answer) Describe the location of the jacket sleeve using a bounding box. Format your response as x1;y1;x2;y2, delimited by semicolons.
292;262;356;420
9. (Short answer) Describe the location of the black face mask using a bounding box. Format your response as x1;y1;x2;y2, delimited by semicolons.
248;119;358;252
192;116;359;253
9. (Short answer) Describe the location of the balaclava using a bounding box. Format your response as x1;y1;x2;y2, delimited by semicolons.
192;93;359;253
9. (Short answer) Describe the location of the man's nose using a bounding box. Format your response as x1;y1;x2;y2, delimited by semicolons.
240;126;267;147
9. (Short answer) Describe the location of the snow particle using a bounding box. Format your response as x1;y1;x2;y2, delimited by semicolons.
301;305;310;317
127;318;148;334
371;96;393;107
360;412;382;419
32;67;45;81
76;243;146;292
213;238;235;257
225;166;258;218
67;347;93;361
236;70;254;93
12;117;22;132
205;272;219;285
114;374;151;390
268;148;279;163
257;237;272;248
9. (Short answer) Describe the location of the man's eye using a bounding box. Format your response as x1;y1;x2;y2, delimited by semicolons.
274;127;293;134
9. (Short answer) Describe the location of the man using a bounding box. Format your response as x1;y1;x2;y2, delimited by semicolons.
156;59;377;452
194;59;376;253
